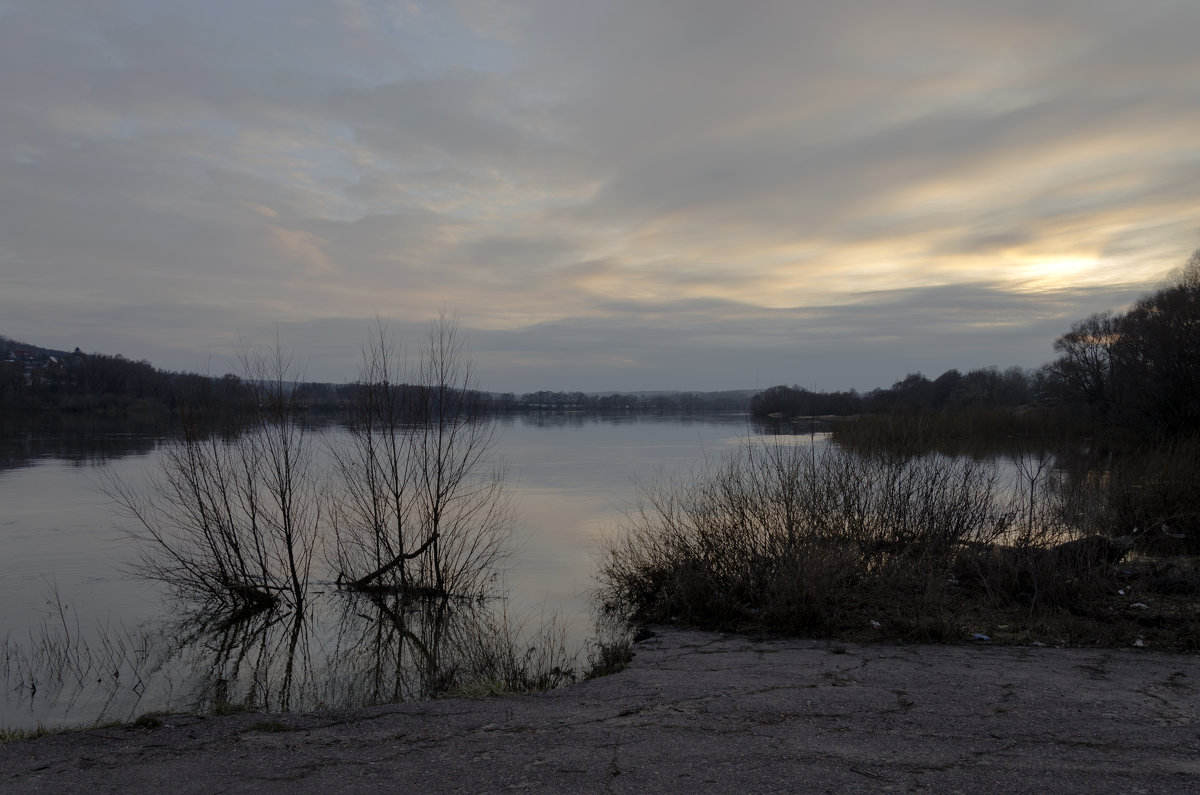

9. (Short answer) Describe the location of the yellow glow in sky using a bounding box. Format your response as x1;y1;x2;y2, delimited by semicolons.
1012;257;1099;292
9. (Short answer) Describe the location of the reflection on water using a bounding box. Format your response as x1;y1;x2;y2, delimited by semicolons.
2;590;578;729
5;410;1089;733
2;411;1091;731
500;411;755;431
1;412;760;730
0;415;170;473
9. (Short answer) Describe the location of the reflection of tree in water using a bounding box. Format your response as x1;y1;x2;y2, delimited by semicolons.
507;412;753;432
320;592;579;706
165;605;313;715
329;593;452;705
0;415;169;473
1;591;578;729
159;592;578;716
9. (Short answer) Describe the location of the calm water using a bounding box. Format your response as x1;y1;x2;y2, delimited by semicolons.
1;413;797;730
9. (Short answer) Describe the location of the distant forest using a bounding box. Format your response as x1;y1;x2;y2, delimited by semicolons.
0;335;751;417
1;336;241;416
751;366;1037;419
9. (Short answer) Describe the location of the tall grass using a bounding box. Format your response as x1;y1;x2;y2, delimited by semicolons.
2;593;158;731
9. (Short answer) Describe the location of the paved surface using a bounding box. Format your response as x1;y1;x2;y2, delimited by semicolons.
2;627;1198;793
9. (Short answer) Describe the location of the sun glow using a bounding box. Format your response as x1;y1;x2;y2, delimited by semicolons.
1012;256;1099;291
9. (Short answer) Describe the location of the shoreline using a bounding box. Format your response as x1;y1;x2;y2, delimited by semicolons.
3;627;1198;793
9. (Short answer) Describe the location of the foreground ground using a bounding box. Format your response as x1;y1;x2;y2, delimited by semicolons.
2;627;1198;793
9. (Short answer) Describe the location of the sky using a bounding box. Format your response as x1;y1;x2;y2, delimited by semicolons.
2;0;1198;393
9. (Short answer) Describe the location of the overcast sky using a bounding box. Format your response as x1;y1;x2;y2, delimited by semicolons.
2;1;1197;392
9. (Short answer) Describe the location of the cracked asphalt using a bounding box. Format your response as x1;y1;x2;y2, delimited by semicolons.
3;627;1198;793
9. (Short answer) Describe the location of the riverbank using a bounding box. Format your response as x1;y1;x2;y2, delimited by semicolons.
3;626;1197;793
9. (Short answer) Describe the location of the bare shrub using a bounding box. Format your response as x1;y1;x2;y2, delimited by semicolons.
598;440;1013;636
327;320;420;591
945;440;1124;612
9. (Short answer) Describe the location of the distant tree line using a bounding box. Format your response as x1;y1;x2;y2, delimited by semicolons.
0;337;350;417
1;338;232;416
755;250;1200;439
1;335;752;419
751;366;1036;418
496;389;752;414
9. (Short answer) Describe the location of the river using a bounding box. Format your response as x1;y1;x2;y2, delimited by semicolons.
1;412;805;730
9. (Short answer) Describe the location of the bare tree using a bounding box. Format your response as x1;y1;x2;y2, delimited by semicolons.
1047;312;1120;418
1046;249;1200;434
107;339;318;612
329;319;420;590
333;313;511;597
236;338;318;610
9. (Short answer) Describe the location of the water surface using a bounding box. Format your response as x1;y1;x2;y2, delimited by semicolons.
1;413;775;729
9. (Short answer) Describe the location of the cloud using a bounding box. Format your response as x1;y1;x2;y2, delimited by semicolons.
1;1;1197;390
452;279;1152;392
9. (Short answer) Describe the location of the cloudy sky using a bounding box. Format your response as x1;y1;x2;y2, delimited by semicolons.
2;1;1197;392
